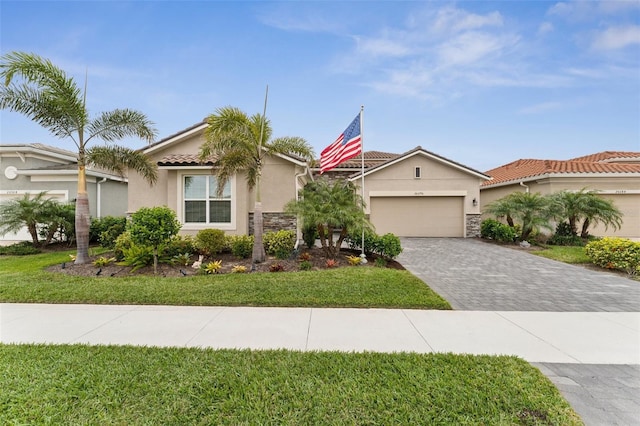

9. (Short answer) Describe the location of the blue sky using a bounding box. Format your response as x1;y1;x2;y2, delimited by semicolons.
1;0;639;171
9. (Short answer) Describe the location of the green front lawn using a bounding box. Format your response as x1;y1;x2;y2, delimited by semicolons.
532;245;591;264
0;251;451;309
0;344;581;425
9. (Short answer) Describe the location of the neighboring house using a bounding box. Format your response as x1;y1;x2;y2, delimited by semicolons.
0;143;128;243
127;121;312;237
481;151;640;240
317;147;490;238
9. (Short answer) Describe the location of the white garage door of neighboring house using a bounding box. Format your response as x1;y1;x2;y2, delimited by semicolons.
592;194;640;239
370;196;464;237
0;191;68;244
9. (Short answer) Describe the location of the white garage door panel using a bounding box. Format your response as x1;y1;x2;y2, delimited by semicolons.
370;197;463;237
591;194;640;239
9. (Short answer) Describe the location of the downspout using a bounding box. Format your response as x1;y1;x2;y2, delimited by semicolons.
293;169;308;250
520;181;529;193
96;178;107;218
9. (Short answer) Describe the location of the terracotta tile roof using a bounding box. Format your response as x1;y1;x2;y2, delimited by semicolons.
158;154;216;166
313;150;399;170
483;157;640;187
567;151;640;163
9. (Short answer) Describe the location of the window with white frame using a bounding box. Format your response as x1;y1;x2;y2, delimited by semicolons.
183;175;231;224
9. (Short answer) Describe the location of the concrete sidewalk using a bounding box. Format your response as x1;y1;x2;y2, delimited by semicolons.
2;303;639;364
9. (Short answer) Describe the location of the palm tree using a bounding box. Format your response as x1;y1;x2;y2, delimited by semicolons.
198;106;314;263
0;192;56;246
285;179;371;259
549;189;622;238
0;52;158;264
485;191;552;241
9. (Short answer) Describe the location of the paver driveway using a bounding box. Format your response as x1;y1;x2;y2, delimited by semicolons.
397;238;640;312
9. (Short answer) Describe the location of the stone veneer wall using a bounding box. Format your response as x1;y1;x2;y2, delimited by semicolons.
466;214;481;238
248;212;297;235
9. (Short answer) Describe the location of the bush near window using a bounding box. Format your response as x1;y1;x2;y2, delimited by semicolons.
226;235;254;259
585;237;640;276
264;230;296;259
129;207;181;275
480;219;517;243
164;235;196;258
195;229;226;257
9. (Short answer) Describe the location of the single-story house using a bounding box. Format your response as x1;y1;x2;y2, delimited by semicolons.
0;143;128;244
127;121;312;237
481;151;640;240
317;147;491;238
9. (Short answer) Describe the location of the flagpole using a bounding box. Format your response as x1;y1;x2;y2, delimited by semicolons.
360;105;367;263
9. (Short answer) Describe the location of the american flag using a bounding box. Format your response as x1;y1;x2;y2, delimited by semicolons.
320;113;362;173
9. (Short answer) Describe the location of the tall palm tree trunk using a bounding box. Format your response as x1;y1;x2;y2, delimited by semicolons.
252;201;266;263
75;164;91;264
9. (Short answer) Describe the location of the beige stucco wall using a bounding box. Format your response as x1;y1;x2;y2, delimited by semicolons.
480;176;640;239
128;129;305;236
353;153;482;216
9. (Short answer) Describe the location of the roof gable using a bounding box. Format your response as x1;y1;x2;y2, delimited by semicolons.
348;146;490;181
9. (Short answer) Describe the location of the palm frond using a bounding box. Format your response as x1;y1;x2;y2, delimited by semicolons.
86;109;157;144
268;136;315;161
86;145;158;185
0;52;87;137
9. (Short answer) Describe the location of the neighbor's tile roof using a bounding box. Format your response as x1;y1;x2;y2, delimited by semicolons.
483;157;640;187
567;151;640;163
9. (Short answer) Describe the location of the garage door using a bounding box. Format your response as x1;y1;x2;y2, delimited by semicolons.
370;196;464;237
591;194;640;239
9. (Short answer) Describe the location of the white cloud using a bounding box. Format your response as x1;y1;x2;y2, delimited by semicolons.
430;6;503;35
356;35;413;58
436;32;518;68
592;25;640;50
518;101;565;114
538;22;554;36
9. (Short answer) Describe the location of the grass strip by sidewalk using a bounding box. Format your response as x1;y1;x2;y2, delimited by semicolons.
0;344;581;425
0;251;451;309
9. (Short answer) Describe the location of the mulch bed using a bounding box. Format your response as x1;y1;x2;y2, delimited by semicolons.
46;246;403;278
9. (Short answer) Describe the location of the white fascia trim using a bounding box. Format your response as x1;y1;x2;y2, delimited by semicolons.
0;146;77;162
350;150;490;181
143;123;208;155
272;151;308;167
369;190;468;197
17;169;127;182
481;172;640;189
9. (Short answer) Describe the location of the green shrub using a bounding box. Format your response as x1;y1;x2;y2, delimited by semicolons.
113;231;134;261
0;241;41;256
585;237;640;276
299;260;312;271
227;235;254;259
195;229;226;256
378;233;403;259
117;244;154;272
346;231;402;259
264;230;296;259
91;216;127;247
374;257;387;268
302;224;318;249
164;235;196;258
480;219;516;242
547;222;584;246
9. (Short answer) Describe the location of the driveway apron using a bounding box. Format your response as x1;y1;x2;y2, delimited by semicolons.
397;237;640;312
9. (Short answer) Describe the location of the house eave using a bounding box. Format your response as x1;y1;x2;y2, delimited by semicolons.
481;172;640;189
